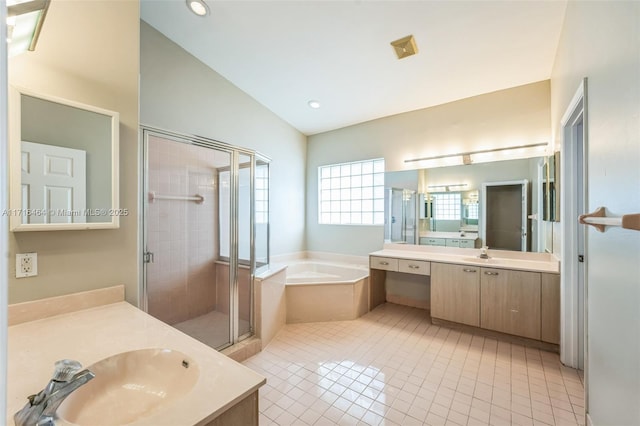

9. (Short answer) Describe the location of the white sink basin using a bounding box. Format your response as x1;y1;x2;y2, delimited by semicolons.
56;348;199;426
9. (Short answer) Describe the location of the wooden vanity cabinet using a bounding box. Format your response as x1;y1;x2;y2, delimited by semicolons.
431;262;480;326
541;273;561;344
371;251;560;346
369;256;431;311
480;268;541;340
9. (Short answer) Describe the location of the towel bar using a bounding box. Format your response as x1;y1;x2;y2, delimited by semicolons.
148;191;204;204
579;207;640;232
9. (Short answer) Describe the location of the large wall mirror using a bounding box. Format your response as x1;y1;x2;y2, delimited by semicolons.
9;86;120;231
386;153;559;253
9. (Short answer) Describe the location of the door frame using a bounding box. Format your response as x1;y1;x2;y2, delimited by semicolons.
1;6;9;419
481;179;529;251
560;78;588;373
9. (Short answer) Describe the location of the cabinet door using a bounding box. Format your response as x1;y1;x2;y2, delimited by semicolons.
480;268;541;340
541;273;561;344
431;262;480;326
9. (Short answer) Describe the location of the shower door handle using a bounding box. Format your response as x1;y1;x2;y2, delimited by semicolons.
144;252;155;264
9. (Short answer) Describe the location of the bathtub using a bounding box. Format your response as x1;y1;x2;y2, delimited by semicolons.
286;261;369;285
285;261;370;323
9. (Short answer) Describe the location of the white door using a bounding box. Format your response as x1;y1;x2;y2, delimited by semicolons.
21;141;87;224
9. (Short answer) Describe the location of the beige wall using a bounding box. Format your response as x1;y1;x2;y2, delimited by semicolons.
550;2;640;423
7;1;140;304
307;81;551;255
140;22;307;257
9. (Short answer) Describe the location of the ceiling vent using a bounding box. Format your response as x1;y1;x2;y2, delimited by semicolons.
390;35;418;59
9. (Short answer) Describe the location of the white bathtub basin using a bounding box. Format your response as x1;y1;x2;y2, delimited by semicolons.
56;348;199;426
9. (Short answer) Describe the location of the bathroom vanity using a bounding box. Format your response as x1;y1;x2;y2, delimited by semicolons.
369;244;560;348
7;286;265;426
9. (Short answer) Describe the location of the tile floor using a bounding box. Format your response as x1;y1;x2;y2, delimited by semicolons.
243;303;585;426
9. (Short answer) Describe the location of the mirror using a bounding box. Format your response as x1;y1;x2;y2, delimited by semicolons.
9;86;120;231
543;152;560;222
384;170;418;244
385;188;417;244
387;156;552;252
421;189;479;233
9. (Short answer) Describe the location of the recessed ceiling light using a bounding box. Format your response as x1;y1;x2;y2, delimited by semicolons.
187;0;209;17
308;100;321;109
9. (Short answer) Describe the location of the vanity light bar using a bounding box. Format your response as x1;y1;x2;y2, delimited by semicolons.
404;142;548;164
7;0;50;54
427;183;467;189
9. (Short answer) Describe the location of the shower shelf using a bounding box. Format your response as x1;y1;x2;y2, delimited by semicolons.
148;191;204;204
579;207;640;232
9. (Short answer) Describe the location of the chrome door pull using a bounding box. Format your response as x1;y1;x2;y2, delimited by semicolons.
484;271;499;276
463;268;477;273
408;265;420;269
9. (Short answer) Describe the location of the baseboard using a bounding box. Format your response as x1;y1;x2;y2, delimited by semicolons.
586;412;593;426
431;317;560;353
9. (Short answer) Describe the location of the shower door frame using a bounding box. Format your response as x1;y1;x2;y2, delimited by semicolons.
139;125;260;349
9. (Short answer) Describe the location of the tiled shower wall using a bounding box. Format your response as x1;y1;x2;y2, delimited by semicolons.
146;135;221;325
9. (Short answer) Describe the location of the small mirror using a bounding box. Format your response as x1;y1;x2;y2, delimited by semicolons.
9;86;120;231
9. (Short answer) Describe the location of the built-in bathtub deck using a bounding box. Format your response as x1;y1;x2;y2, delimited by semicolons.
284;261;370;323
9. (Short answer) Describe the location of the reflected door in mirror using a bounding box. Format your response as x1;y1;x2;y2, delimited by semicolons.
21;141;87;224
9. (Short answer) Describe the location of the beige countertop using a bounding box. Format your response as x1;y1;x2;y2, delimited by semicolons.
7;293;265;426
419;231;479;240
371;243;560;274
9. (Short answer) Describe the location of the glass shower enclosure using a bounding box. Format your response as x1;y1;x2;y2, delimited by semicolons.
385;187;417;244
141;127;269;350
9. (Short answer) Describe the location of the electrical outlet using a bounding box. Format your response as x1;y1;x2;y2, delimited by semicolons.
16;253;38;278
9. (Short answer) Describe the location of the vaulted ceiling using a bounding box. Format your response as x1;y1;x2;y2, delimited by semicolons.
141;1;567;135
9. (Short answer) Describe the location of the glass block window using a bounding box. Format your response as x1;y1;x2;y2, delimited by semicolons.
318;158;385;225
255;163;269;224
433;192;462;220
466;202;479;220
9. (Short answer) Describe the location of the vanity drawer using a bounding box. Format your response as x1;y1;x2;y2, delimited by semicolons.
421;237;446;246
370;256;399;271
458;239;477;248
398;259;431;276
445;238;461;247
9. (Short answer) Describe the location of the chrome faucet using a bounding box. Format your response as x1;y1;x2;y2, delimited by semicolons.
14;359;95;426
479;245;490;259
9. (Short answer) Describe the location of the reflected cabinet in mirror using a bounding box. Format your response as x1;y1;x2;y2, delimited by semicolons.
8;86;120;231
